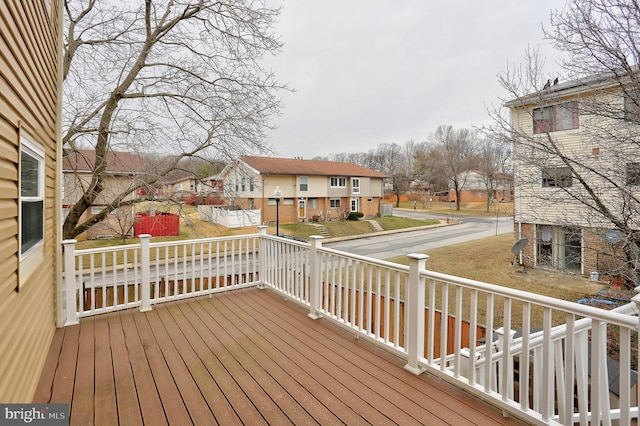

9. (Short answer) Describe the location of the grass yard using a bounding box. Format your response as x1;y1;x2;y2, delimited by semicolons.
388;233;605;329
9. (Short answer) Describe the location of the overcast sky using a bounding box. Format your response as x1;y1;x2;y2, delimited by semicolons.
263;1;565;159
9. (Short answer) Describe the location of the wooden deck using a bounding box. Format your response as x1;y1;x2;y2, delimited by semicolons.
34;287;526;425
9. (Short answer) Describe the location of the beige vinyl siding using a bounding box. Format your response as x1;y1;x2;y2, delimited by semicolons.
0;0;61;403
362;177;384;197
64;173;139;206
305;176;327;197
514;91;631;227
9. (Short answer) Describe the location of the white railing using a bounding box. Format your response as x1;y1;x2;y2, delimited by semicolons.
410;269;640;426
62;226;640;425
63;233;260;323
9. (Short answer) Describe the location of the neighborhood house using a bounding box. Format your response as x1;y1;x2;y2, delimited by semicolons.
218;156;387;224
63;149;146;239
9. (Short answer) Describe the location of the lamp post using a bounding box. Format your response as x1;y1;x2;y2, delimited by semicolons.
274;186;281;236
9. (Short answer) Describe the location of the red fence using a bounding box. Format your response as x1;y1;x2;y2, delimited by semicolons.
134;212;179;237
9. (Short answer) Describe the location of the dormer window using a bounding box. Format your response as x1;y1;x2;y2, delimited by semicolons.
533;102;579;134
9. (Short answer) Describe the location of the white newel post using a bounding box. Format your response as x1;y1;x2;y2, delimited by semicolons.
404;253;429;375
63;239;79;326
308;235;324;319
257;226;267;289
139;234;152;312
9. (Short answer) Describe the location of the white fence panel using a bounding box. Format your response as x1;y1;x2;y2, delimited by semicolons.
198;205;261;228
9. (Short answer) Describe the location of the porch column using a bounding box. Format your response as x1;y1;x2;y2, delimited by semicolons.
257;226;267;289
139;234;152;312
308;235;324;319
404;253;429;375
62;239;79;326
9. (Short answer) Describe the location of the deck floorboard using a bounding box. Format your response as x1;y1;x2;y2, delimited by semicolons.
35;287;526;426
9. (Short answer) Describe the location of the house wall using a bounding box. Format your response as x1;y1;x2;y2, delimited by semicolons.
511;85;640;279
0;1;62;402
63;173;139;206
449;172;513;203
451;189;513;203
512;89;629;228
63;173;139;239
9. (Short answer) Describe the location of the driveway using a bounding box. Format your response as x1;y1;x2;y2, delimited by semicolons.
325;212;514;260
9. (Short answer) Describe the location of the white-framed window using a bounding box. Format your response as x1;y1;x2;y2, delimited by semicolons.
235;179;239;192
249;177;254;192
241;178;246;192
299;176;308;191
308;198;318;209
20;136;44;257
330;177;346;188
351;178;360;194
330;198;341;208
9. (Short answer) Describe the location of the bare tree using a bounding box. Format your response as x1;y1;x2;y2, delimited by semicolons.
372;143;402;207
413;141;450;197
476;136;511;212
418;125;479;211
328;141;416;207
62;0;285;238
490;0;640;286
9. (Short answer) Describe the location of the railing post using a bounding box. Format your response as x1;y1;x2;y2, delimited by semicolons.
257;226;267;289
139;234;152;312
62;239;79;326
308;235;324;319
404;253;429;375
495;327;516;400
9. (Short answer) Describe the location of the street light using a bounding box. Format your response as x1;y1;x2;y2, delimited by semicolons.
274;186;281;237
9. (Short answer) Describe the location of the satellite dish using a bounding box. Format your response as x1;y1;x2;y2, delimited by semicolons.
602;229;623;244
511;238;529;254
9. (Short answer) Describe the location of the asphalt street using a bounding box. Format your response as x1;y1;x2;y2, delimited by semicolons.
324;209;514;260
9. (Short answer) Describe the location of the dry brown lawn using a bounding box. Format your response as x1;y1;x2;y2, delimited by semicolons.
388;233;603;303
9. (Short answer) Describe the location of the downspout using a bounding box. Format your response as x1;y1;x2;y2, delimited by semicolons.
55;0;65;327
